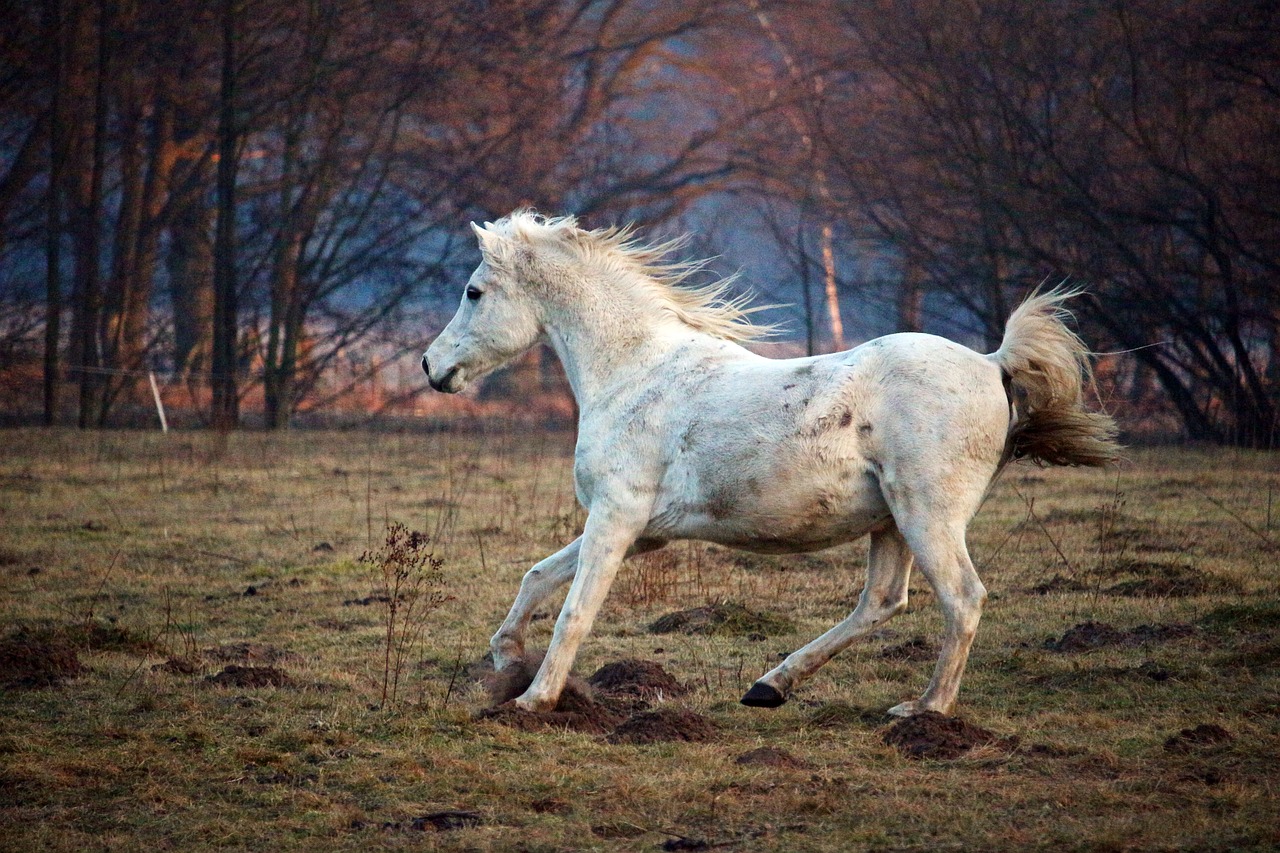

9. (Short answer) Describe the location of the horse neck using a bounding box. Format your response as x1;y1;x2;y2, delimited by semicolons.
541;272;680;406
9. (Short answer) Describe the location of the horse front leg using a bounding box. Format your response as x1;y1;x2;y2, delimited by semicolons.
515;508;644;712
491;537;582;672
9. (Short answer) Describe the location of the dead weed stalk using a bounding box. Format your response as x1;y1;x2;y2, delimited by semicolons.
360;523;446;709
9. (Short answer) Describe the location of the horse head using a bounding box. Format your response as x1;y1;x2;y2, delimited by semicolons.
422;220;546;393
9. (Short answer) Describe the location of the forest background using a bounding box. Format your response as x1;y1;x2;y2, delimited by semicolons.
0;0;1276;446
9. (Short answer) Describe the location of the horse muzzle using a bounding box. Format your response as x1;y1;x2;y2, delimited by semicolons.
422;354;462;393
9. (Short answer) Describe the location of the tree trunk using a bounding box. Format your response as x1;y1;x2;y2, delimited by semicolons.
167;189;214;381
211;0;239;431
43;0;65;426
68;0;110;429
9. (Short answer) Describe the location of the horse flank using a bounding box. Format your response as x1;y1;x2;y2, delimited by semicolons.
482;210;775;343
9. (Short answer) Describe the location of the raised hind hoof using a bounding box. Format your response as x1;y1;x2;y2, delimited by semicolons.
740;682;787;708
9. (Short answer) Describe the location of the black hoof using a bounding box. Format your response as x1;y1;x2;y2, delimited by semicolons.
740;682;787;708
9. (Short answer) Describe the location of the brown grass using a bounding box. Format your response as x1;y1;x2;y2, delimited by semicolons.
0;428;1278;851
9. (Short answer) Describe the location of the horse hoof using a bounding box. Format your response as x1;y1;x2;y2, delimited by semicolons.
740;682;787;708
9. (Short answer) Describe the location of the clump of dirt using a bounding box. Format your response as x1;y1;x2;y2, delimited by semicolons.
608;707;718;744
375;811;482;832
735;746;811;769
1044;621;1196;652
205;642;302;665
1028;575;1090;595
154;657;201;675
408;810;482;831
478;653;623;734
879;637;937;661
1103;560;1239;598
882;712;1018;760
588;659;689;701
648;602;794;637
479;700;622;735
1164;723;1234;753
0;629;84;689
206;665;293;688
1044;621;1127;651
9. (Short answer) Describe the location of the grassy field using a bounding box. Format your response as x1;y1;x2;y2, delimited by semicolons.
1;427;1278;852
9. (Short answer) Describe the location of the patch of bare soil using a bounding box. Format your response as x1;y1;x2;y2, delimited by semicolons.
588;659;689;703
0;629;84;689
735;746;811;769
205;642;303;665
1028;574;1090;595
478;654;623;734
607;707;718;745
1044;621;1196;652
882;712;1019;760
879;636;937;661
1165;723;1234;753
153;656;201;675
648;602;794;637
1103;560;1239;598
373;811;482;832
206;665;293;688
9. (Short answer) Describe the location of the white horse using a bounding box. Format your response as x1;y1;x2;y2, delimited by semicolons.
423;211;1118;717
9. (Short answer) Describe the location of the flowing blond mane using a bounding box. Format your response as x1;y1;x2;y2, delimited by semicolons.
487;210;774;343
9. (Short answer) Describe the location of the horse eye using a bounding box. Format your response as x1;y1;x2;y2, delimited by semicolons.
465;286;482;301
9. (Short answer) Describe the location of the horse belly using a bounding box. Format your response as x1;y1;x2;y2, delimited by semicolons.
647;465;890;553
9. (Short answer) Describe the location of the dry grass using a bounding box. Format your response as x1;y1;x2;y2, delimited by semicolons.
1;428;1278;851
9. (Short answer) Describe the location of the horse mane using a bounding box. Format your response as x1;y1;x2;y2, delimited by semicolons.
487;210;775;343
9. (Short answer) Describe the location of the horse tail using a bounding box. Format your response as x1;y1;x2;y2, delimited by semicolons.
989;288;1121;467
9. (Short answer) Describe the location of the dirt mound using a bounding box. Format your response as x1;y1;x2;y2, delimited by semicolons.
1044;621;1196;652
374;810;482;832
608;707;718;744
1104;561;1239;598
588;659;689;700
883;712;1018;760
206;665;293;688
735;746;811;769
206;642;302;665
1165;723;1234;753
483;653;596;706
879;637;937;661
648;603;794;637
478;653;623;734
154;656;201;675
1028;575;1090;595
478;699;622;735
0;631;84;689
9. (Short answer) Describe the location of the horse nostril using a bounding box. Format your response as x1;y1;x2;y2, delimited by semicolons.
420;354;430;376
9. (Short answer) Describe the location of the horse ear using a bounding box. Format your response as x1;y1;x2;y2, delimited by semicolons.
470;221;504;256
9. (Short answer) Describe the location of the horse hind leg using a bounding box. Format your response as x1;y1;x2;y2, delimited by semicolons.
742;524;914;708
887;518;987;717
